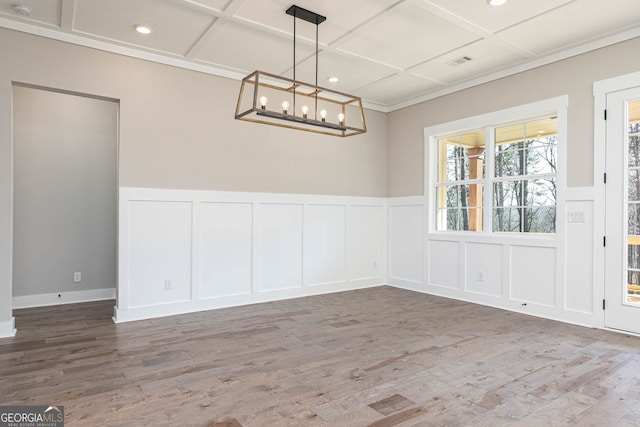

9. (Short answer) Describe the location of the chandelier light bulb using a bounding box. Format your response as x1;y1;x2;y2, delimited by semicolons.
301;105;309;118
259;96;268;109
282;101;289;114
320;109;327;122
338;113;345;125
487;0;507;5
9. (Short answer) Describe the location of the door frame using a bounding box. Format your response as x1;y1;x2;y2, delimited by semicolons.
594;70;640;332
8;83;120;333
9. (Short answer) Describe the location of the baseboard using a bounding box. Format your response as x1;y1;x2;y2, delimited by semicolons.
0;317;16;338
114;280;383;323
386;277;424;291
387;281;593;329
12;288;116;309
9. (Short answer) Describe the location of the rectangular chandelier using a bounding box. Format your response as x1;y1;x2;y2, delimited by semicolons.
235;70;367;137
234;5;367;138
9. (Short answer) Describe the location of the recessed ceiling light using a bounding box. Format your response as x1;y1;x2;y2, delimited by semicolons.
487;0;507;5
327;76;339;83
134;24;152;35
13;4;32;16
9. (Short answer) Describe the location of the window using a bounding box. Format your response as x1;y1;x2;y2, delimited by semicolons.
436;131;485;231
493;118;557;233
432;105;561;235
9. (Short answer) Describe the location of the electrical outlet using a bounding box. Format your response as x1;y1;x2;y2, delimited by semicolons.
477;271;484;282
164;280;173;291
73;272;82;283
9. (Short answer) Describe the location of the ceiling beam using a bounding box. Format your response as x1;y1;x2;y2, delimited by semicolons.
184;0;250;59
414;0;537;60
60;0;76;31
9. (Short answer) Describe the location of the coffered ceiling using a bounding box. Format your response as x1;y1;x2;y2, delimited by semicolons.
1;0;639;111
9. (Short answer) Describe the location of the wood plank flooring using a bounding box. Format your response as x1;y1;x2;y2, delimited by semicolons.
2;286;640;426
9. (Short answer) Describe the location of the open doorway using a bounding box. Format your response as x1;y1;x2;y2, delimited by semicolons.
12;84;118;312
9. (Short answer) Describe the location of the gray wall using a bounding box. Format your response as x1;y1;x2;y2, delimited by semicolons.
12;86;117;297
387;36;640;196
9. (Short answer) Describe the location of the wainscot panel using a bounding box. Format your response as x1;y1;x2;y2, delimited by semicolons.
127;201;192;308
465;243;503;297
565;200;595;314
428;240;460;290
510;246;557;307
303;204;347;286
258;203;304;292
348;205;384;281
115;188;386;322
388;198;425;286
199;202;253;299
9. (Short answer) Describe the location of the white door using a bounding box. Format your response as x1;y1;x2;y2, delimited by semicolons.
605;86;640;333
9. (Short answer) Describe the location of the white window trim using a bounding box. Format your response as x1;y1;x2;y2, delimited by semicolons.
425;95;568;240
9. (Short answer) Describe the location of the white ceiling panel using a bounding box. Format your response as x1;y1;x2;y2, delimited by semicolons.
293;50;396;95
354;73;444;105
74;0;215;56
232;0;400;45
497;0;640;56
0;0;61;27
410;39;525;84
425;0;574;34
195;21;315;74
334;1;480;70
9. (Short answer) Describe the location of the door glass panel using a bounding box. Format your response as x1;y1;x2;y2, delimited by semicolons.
626;99;640;304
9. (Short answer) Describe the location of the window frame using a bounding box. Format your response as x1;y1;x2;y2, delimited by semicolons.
425;96;568;238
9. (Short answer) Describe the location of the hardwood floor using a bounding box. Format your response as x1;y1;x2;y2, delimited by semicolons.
2;286;640;426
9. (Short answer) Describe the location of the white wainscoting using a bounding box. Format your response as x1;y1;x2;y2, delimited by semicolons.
387;188;596;328
303;204;346;286
388;196;425;289
115;188;386;322
199;202;253;299
564;188;597;324
258;203;304;292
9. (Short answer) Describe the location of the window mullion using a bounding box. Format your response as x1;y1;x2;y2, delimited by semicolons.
492;172;556;183
484;125;495;234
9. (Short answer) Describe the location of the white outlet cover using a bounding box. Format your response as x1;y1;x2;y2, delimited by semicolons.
568;211;587;223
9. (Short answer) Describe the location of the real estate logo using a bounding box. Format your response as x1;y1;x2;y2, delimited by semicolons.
0;405;64;427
